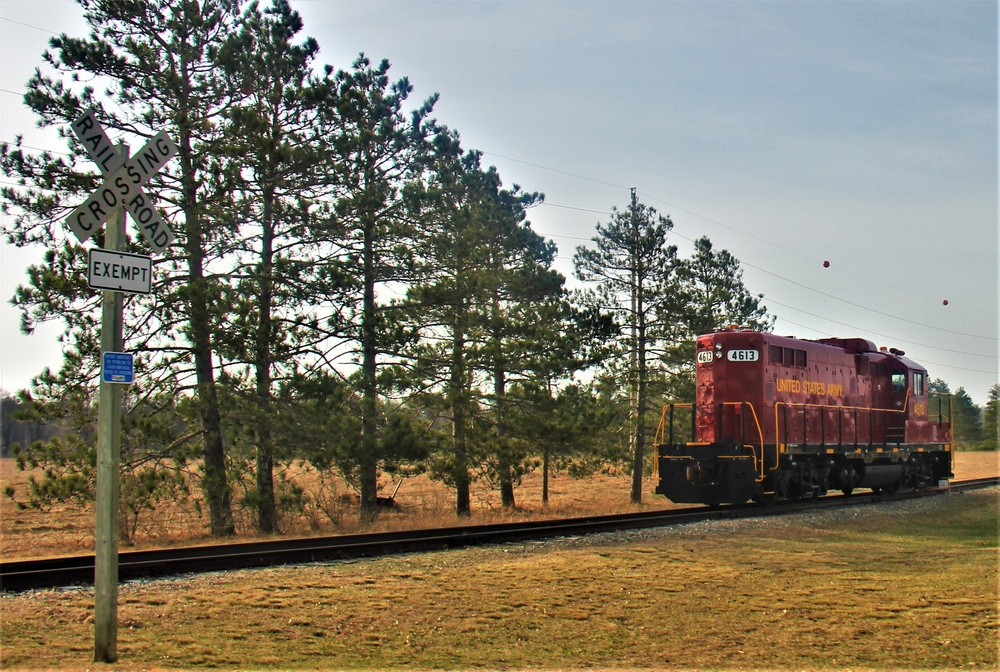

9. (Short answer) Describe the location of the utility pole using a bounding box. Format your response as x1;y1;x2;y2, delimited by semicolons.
94;145;127;664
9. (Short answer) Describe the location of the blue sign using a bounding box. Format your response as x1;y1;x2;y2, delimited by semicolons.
102;351;134;385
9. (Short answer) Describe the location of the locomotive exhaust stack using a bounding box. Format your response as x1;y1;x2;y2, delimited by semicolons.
655;330;954;505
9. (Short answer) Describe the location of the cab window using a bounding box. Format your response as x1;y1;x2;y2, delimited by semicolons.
913;371;926;396
891;371;907;393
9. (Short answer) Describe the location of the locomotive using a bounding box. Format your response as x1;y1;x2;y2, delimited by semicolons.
654;328;954;505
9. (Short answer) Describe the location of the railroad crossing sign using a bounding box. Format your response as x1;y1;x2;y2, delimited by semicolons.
67;109;177;254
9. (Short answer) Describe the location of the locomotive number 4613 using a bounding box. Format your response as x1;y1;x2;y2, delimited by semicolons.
727;349;759;362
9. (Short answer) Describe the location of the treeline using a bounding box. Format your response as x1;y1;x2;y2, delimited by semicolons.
1;0;774;540
929;382;1000;452
1;395;59;456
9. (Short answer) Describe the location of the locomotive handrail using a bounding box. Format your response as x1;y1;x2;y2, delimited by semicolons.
654;402;767;482
928;392;952;424
928;393;955;471
774;388;911;454
654;402;693;446
655;387;954;485
653;403;693;480
718;401;766;482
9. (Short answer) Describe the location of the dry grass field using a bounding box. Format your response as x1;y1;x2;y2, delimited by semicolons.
1;451;997;561
0;481;996;671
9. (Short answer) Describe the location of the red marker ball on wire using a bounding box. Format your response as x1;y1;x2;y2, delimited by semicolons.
823;260;830;268
943;299;949;305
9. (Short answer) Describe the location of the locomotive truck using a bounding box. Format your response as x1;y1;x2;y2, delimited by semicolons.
654;329;954;505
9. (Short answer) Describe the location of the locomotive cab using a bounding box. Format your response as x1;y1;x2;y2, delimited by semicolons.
655;330;954;505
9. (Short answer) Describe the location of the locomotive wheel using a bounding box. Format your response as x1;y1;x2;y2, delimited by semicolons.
841;486;854;496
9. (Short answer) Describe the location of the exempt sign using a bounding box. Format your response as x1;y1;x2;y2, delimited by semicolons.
88;248;152;294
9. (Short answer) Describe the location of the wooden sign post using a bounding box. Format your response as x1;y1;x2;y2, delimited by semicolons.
94;153;125;662
67;110;176;663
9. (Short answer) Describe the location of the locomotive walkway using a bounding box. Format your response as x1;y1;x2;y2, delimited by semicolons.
2;477;995;593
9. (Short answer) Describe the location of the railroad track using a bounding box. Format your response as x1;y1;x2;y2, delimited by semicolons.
2;477;996;593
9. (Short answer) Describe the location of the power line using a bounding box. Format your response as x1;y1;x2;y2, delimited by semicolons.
2;12;993;320
638;190;816;264
492;153;995;338
765;297;997;358
743;261;996;341
3;107;995;350
772;315;996;376
502;158;994;319
0;16;59;34
639;190;995;318
0;140;73;157
538;202;612;216
533;206;994;342
907;358;997;377
481;151;631;191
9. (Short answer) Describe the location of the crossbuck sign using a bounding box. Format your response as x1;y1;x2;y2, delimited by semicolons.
67;109;178;254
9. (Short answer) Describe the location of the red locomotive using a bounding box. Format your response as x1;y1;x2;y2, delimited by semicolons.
655;328;954;505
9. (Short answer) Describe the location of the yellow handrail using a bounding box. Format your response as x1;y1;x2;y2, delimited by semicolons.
656;389;953;484
653;402;693;446
654;401;766;482
719;401;766;482
773;388;911;455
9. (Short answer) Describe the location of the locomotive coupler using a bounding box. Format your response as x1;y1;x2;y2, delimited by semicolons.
685;462;713;485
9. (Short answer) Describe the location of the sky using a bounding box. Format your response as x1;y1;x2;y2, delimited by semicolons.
1;0;997;404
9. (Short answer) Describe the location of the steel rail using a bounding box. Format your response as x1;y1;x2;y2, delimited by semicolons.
2;477;996;593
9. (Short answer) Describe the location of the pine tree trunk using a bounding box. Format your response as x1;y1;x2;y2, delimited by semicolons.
453;418;471;516
451;307;471;517
189;250;234;537
542;446;550;505
254;195;277;533
494;330;515;509
499;473;515;508
183;134;234;536
632;299;647;504
255;441;276;532
359;215;379;524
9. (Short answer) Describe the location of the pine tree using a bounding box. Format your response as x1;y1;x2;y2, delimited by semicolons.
2;0;247;536
405;137;488;516
951;387;983;449
212;0;334;533
661;236;774;398
982;384;998;451
682;237;773;335
573;196;681;503
320;55;439;521
508;381;619;505
474;169;561;508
